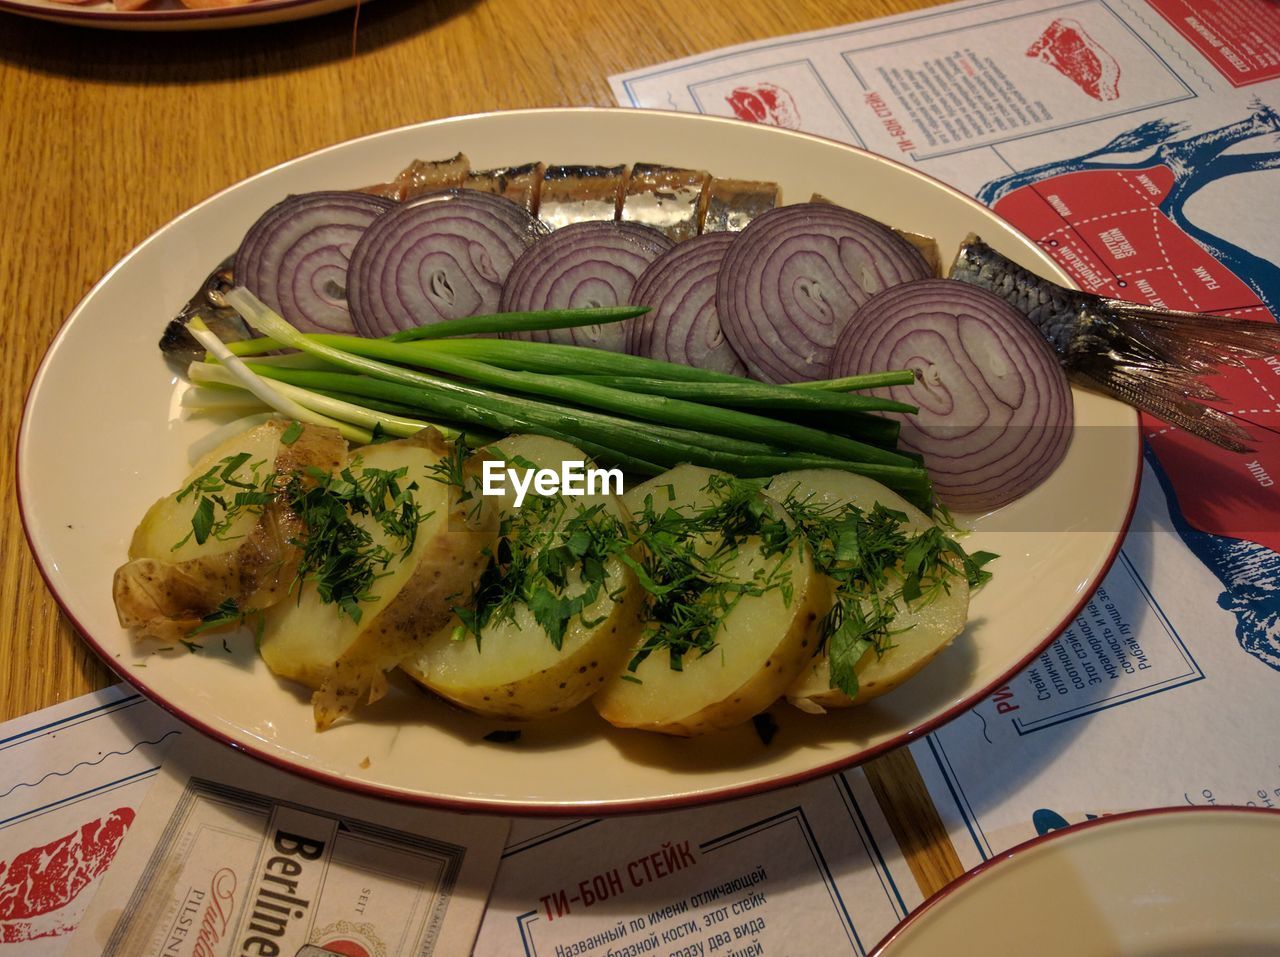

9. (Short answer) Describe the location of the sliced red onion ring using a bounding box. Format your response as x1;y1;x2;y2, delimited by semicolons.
829;279;1073;512
500;221;674;352
627;233;746;375
346;190;546;337
717;202;931;383
234;191;394;334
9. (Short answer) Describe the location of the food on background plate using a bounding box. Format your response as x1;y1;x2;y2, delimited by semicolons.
52;0;263;11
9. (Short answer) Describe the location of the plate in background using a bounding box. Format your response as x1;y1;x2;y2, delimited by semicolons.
0;0;360;32
871;807;1280;956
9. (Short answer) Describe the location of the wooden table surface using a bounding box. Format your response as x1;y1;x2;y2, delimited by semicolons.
0;0;962;905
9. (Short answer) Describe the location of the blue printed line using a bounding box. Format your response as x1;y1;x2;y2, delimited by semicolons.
0;730;181;801
1113;0;1215;90
835;775;908;917
0;692;145;750
516;910;541;957
617;0;1029;101
503;820;600;859
924;736;990;862
0;766;159;830
990;144;1017;174
838;0;1196;161
1011;551;1204;734
703;807;863;955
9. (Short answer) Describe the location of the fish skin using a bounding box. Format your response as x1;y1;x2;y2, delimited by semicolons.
949;233;1280;451
158;256;252;365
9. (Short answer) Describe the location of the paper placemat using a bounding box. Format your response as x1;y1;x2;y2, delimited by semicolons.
611;0;1280;865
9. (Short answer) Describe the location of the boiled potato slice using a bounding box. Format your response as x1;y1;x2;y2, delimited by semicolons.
259;429;498;730
112;419;346;641
595;465;827;736
403;435;644;719
764;469;970;711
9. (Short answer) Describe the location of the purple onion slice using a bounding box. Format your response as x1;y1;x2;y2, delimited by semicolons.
628;233;746;375
716;203;931;383
500;221;674;352
346;190;546;337
829;279;1073;512
234;191;394;334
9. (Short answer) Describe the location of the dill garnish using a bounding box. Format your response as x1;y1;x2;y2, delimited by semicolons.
777;492;995;699
455;495;628;651
172;453;272;549
286;460;431;623
173;447;435;625
621;475;800;674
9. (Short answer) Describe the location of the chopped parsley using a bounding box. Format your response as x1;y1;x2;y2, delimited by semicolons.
280;420;305;445
172;452;273;549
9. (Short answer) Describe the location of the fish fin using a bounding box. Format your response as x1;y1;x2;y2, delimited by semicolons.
1074;361;1256;452
1097;299;1280;369
1074;303;1279;449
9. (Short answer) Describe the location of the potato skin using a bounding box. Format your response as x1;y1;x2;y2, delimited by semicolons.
252;428;500;730
112;419;346;641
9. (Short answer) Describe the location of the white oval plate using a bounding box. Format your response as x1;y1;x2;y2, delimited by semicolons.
18;108;1139;813
0;0;358;32
872;807;1280;956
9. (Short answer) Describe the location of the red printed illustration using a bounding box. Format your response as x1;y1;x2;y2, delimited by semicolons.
977;104;1280;674
0;808;134;943
1147;0;1280;88
312;920;388;957
1027;18;1122;101
724;83;801;129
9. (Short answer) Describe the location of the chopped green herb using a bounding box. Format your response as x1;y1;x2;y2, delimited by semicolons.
286;459;432;622
280;420;305;445
622;475;798;673
777;491;996;700
188;598;244;636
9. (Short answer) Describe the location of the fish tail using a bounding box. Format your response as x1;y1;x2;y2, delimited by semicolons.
950;235;1280;452
1072;301;1280;451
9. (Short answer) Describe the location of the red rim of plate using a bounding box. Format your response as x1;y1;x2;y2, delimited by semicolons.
868;805;1280;956
0;0;351;25
15;107;1143;815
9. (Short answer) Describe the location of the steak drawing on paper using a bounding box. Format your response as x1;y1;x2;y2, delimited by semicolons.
975;104;1280;669
0;808;134;943
724;83;802;128
1027;18;1122;101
